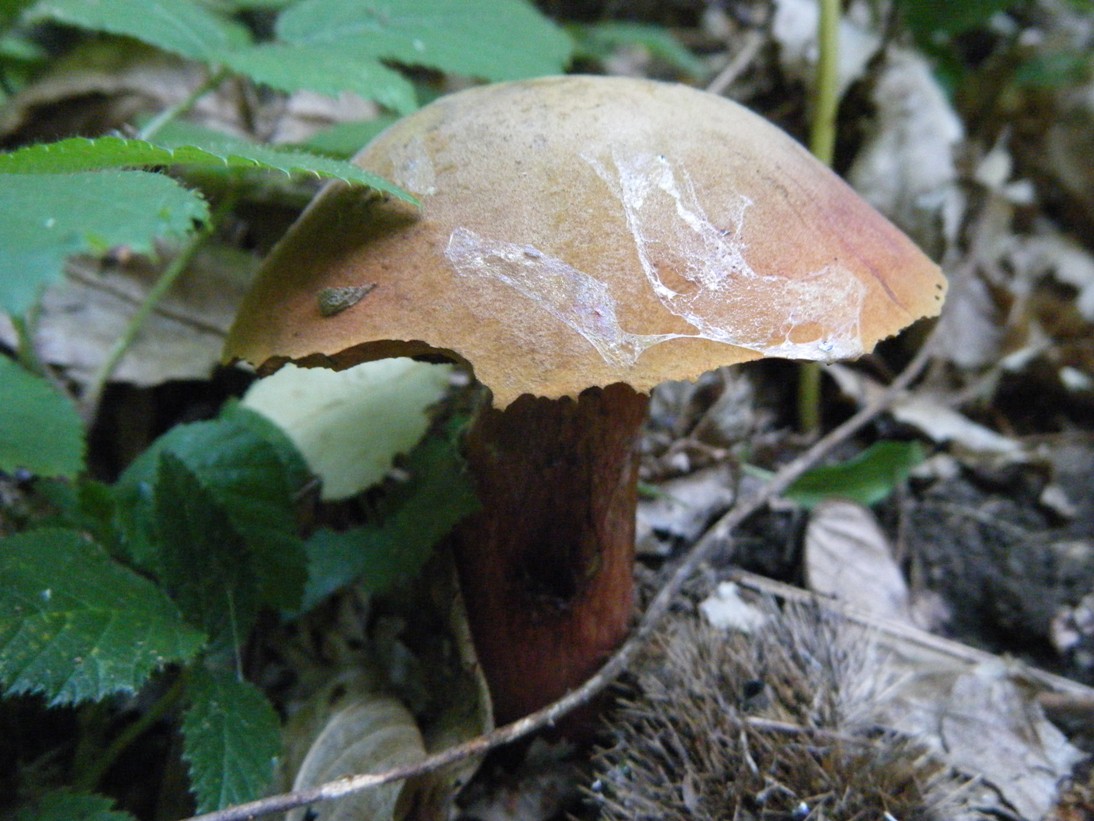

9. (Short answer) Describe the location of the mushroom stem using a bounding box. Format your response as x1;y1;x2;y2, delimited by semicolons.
451;383;649;726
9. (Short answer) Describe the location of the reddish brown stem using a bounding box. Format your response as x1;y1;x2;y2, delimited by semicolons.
451;383;649;726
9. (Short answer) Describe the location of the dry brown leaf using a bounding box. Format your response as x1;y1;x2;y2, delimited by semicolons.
0;245;253;386
921;661;1084;821
804;500;913;622
849;49;966;256
636;464;736;556
285;681;427;821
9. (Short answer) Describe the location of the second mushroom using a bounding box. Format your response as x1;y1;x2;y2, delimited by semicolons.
225;76;946;725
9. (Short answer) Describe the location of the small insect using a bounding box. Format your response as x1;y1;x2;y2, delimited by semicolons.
317;284;377;317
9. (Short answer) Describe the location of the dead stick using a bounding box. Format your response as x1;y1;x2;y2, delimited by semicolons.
182;340;936;821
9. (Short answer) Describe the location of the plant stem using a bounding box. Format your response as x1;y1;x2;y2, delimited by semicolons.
138;67;229;142
810;0;840;167
73;671;189;793
798;0;841;434
79;195;235;421
11;307;44;375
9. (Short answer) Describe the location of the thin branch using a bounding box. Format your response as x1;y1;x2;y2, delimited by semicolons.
181;337;938;821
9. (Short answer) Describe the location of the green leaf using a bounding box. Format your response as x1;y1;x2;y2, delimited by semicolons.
302;116;398;158
0;357;85;478
182;668;281;813
0;171;208;315
223;41;418;113
0;135;417;203
278;0;572;81
116;407;310;610
11;789;137;821
155;454;258;647
0;528;205;704
25;0;251;61
896;0;1015;40
301;434;479;612
570;21;706;78
34;478;118;550
784;441;926;509
1;0;37;26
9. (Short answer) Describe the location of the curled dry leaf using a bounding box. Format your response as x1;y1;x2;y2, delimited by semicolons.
284;678;426;821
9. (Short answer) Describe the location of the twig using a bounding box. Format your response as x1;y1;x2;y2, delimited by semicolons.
181;338;938;821
705;30;764;96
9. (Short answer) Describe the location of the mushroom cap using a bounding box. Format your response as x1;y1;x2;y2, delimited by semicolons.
225;76;946;407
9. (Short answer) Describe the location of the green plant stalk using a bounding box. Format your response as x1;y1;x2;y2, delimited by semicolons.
138;66;229;142
73;671;189;792
798;0;841;433
80;195;235;419
11;306;44;375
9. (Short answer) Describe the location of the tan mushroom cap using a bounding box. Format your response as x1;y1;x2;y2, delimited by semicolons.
225;76;946;408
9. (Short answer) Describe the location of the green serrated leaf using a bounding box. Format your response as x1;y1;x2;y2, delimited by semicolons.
223;41;418;113
0;357;85;478
34;478;118;549
301;434;479;612
0;135;417;203
279;0;572;81
182;668;280;813
155;453;258;648
784;440;926;509
0;171;207;315
25;0;251;60
0;528;205;704
116;407;310;610
11;789;137;821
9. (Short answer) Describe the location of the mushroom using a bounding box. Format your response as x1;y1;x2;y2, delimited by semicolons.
224;76;946;726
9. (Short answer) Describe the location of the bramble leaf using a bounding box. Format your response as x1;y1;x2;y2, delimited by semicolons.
0;528;205;705
116;406;310;611
278;0;572;81
0;171;207;315
25;0;251;61
0;135;417;203
302;434;479;612
11;789;137;821
155;454;258;648
222;41;418;113
182;668;281;813
0;357;85;478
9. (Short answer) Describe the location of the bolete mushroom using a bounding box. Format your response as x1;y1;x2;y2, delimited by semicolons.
224;76;946;725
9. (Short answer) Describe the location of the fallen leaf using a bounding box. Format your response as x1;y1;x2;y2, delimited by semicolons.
804;500;912;622
242;359;453;500
636;464;735;556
